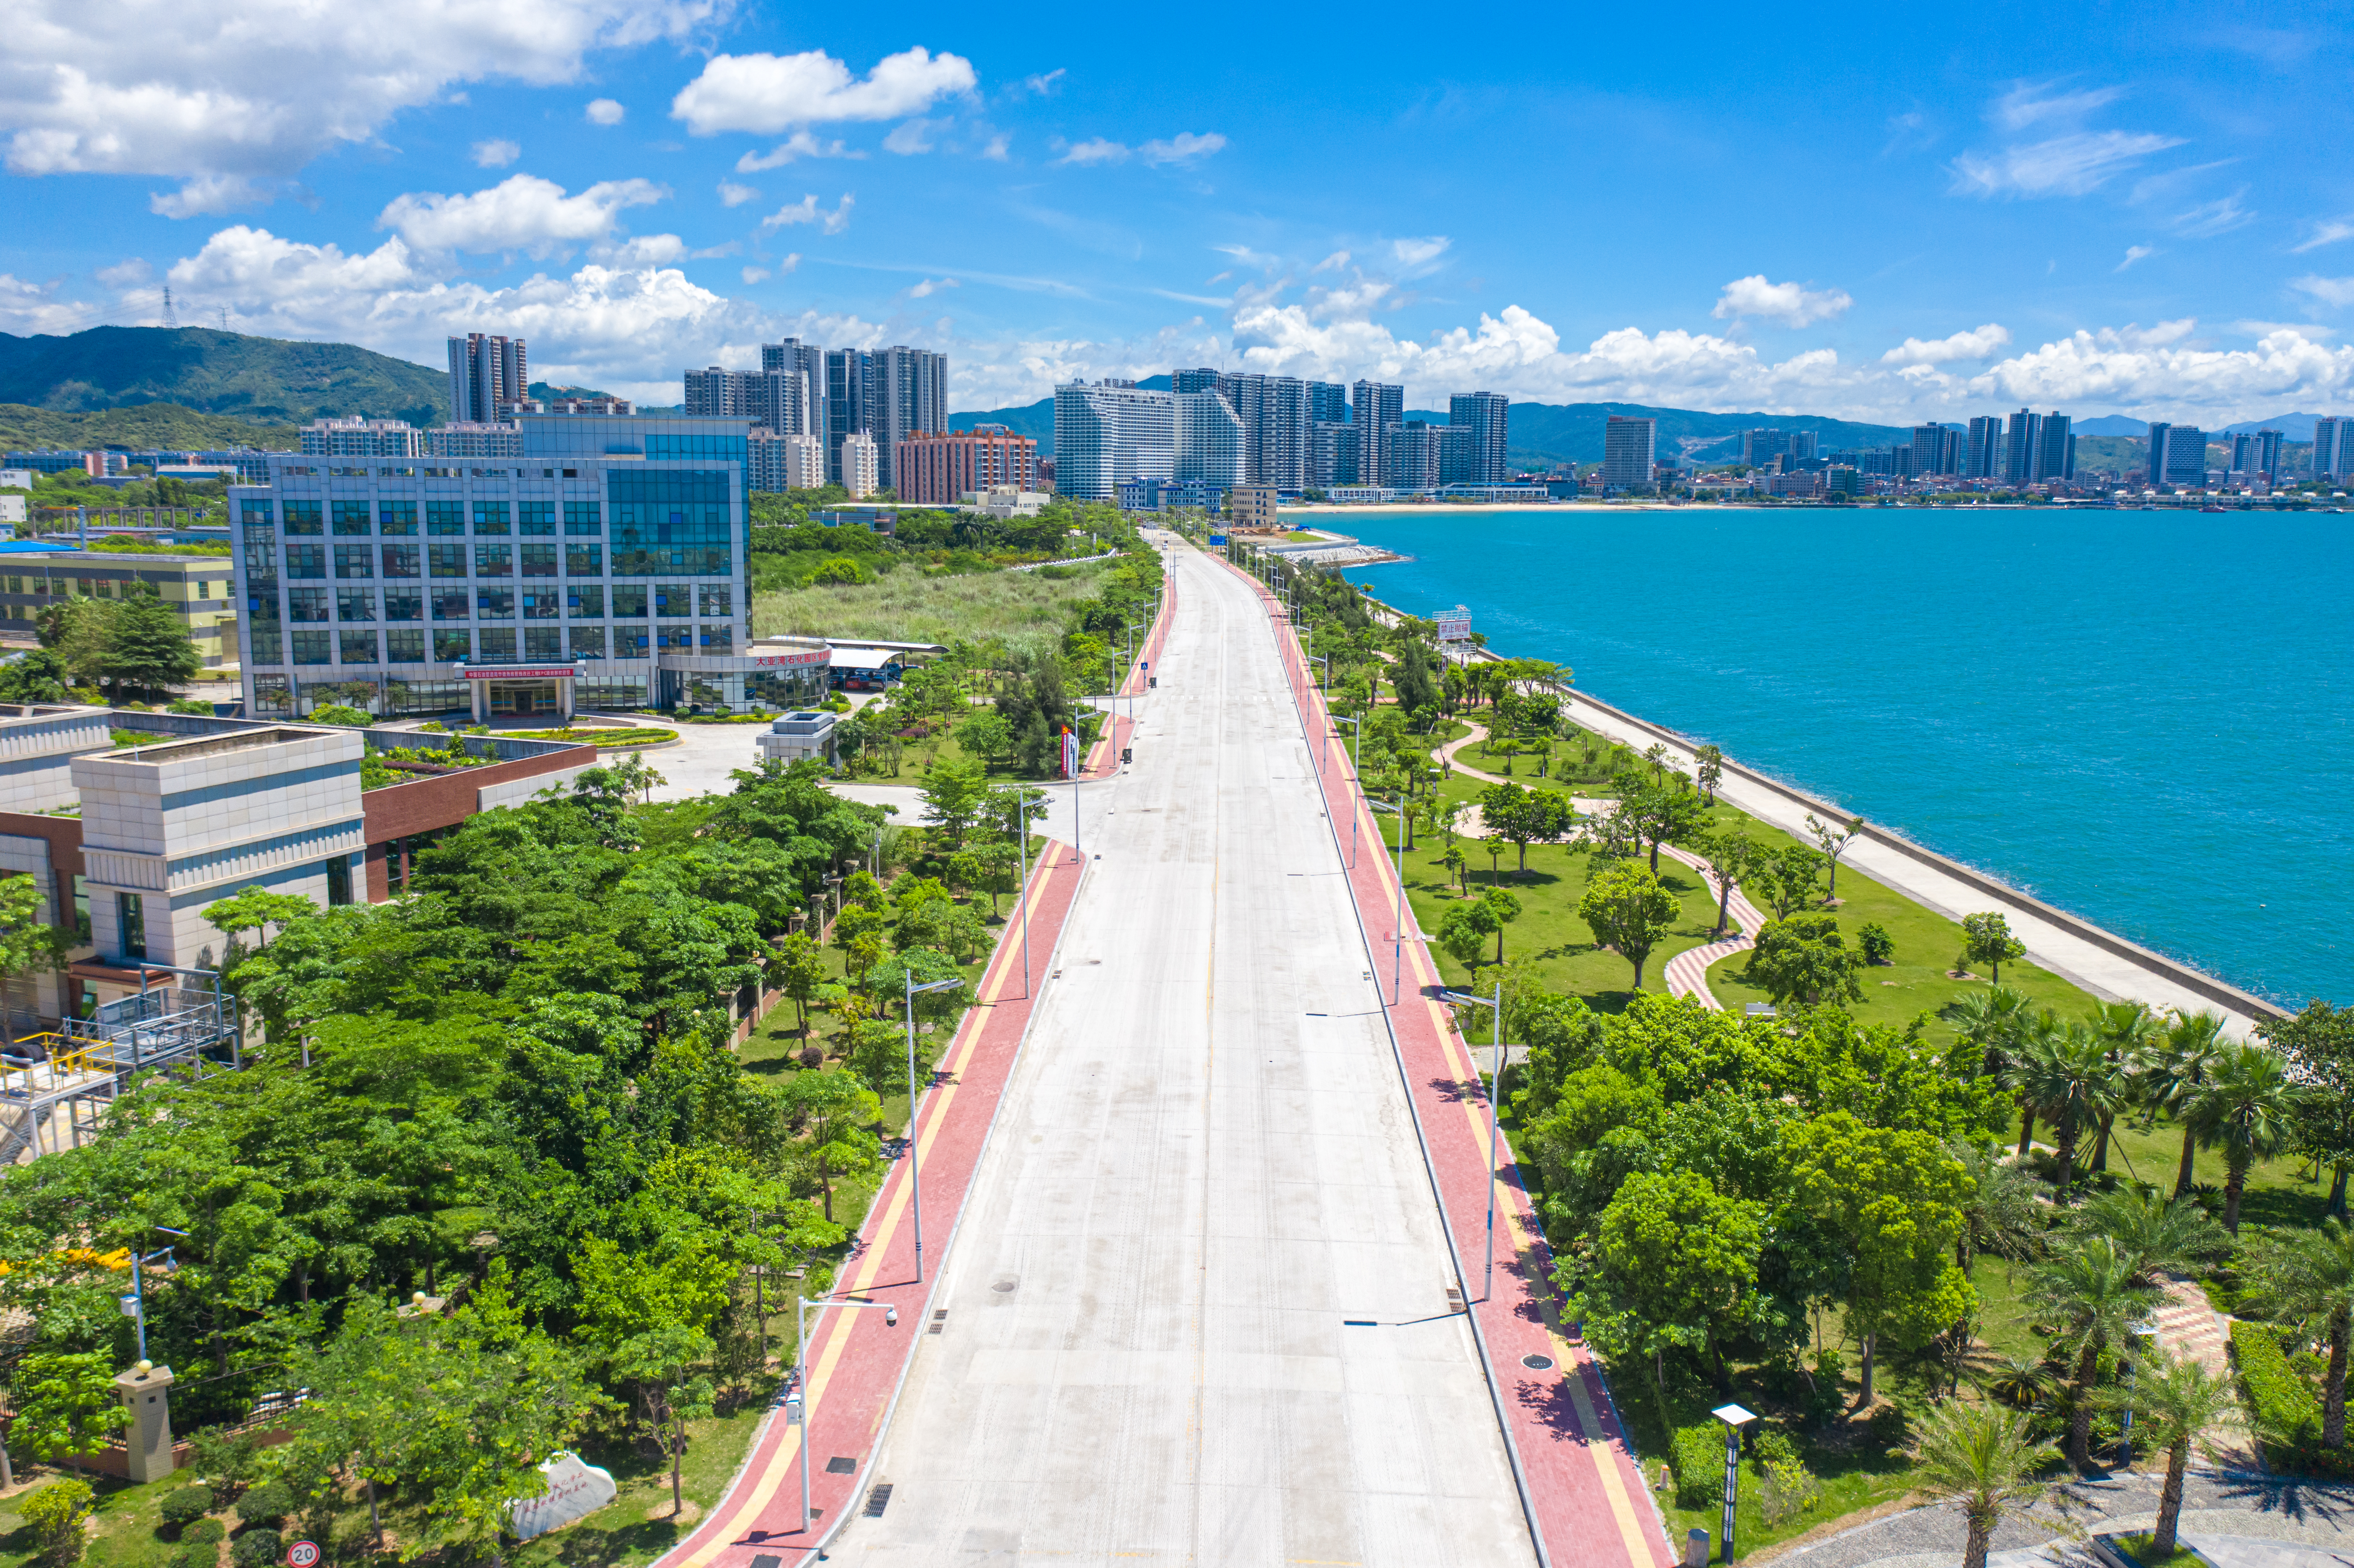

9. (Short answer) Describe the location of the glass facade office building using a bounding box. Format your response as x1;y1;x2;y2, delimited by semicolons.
230;414;822;720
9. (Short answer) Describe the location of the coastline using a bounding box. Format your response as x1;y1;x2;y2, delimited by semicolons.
1341;583;2287;1038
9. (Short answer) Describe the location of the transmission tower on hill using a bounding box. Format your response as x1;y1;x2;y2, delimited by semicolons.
161;286;178;329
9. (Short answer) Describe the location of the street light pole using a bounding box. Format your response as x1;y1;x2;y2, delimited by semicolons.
2122;1320;2161;1466
903;974;962;1284
121;1226;188;1363
1712;1405;1758;1565
1370;796;1407;1006
794;1296;899;1531
1332;715;1361;869
1440;986;1504;1301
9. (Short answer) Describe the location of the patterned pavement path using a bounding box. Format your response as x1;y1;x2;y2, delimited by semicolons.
1657;843;1768;1012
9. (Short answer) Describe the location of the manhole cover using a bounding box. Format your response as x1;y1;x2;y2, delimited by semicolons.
990;1277;1019;1293
825;1456;857;1475
1522;1354;1557;1371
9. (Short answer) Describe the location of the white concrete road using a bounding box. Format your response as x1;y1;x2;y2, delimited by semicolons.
828;543;1533;1565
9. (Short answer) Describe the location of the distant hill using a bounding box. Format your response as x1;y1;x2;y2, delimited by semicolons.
953;389;1904;464
0;402;297;452
2074;415;2148;436
0;326;447;426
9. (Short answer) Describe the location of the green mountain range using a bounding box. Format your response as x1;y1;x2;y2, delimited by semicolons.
953;388;1910;466
0;326;447;426
0;402;299;453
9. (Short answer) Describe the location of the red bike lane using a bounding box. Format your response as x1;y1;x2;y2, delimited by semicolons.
656;840;1087;1568
1219;550;1672;1568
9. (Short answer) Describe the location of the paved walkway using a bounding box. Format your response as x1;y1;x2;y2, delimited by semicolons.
1657;842;1769;1012
1234;554;1673;1568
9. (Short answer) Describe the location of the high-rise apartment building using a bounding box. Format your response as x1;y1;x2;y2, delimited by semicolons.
1601;416;1657;492
2033;414;2075;482
841;432;879;499
874;346;948;492
894;426;1040;504
2144;423;2209;487
2002;410;2044;485
2312;417;2348;481
1172;367;1223;394
1175;391;1246;487
684;366;809;437
1786;431;1819;463
1309;422;1354;488
1308;381;1349;426
1740;429;1785;469
1447;392;1509;485
447;333;529;423
762;339;826;436
1213;373;1309;488
2231;428;2283;479
1351;381;1404;487
1906;424;1946;479
749;430;825;493
1964;417;2004;478
1053;383;1177;500
825;349;874;488
1385;421;1442;490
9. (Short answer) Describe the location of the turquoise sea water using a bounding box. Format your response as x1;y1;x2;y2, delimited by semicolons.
1341;507;2354;1009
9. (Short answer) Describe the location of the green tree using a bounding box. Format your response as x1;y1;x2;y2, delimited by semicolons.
2185;1042;2301;1234
917;755;989;845
2024;1236;2160;1468
1478;782;1575;873
1568;1168;1766;1405
1783;1113;1974;1405
2011;1023;2131;1203
2247;1219;2354;1448
1437;900;1500;980
1909;1403;2055;1568
1805;813;1865;901
765;933;830;1039
1578;862;1678;991
1693;744;1724;805
18;1479;95;1565
1617;778;1706;875
2261;1002;2354;1216
2070;1188;2226;1286
0;648;71;704
2084;1001;2160;1172
99;585;202;701
2097;1345;2235;1553
0;873;67;999
778;1070;883;1221
1479;886;1521;965
202;887;317;955
1960;912;2027;984
1745;913;1864;1008
575;1231;729;1515
2136;1011;2226;1196
1858;923;1895;965
1759;843;1823;920
10;1353;129;1476
1702;831;1766;940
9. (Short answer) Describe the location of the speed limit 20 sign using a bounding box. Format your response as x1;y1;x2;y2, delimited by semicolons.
284;1542;321;1568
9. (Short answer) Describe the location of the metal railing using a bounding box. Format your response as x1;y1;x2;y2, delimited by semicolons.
60;985;242;1076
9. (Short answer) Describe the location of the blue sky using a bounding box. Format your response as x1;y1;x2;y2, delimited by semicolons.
6;0;2354;421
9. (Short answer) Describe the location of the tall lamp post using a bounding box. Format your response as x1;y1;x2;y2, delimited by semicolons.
1333;715;1362;868
1368;796;1408;1006
118;1226;188;1362
792;1296;898;1531
2120;1320;2161;1466
1439;986;1504;1302
1711;1404;1758;1565
902;974;963;1283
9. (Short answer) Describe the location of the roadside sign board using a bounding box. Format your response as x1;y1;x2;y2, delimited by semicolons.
286;1543;321;1568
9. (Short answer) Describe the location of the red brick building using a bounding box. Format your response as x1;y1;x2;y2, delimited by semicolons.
893;426;1040;505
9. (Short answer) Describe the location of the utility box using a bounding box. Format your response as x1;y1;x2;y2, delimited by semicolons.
1685;1529;1710;1568
114;1364;176;1482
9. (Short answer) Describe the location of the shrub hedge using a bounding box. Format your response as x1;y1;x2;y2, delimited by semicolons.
1672;1425;1725;1506
2230;1319;2354;1476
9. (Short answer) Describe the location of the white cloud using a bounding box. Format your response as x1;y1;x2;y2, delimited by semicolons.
671;46;975;135
0;273;96;336
377;174;666;258
1967;320;2354;415
735;131;857;171
2293;218;2354;255
1057;131;1225;167
0;0;714;201
586;98;626;126
471;138;522;168
1021;68;1065;96
1391;236;1449;268
979;131;1010;161
1992;82;2125;131
909;277;958;298
96;258;153;288
2116;245;2156;272
1949;130;2185;197
757;193;852;235
149;174;272;219
741;265;769;284
2292;275;2354;308
716;180;757;206
1881;323;2012;364
592;233;684;266
1713;274;1853;328
883;118;944;155
1311;251;1350;274
2171;189;2253;239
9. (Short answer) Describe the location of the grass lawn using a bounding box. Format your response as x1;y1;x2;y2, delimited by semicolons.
752;559;1118;660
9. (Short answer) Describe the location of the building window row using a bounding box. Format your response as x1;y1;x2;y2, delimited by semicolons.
262;621;739;666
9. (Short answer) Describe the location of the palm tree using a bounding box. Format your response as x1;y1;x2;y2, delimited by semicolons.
2186;1043;2302;1234
1909;1401;2057;1568
2142;1010;2230;1198
1951;1142;2046;1274
2086;1001;2161;1173
1950;985;2031;1080
2247;1219;2354;1447
2096;1344;2237;1553
2013;1023;2133;1202
2024;1235;2161;1468
2070;1188;2227;1286
2003;1010;2059;1158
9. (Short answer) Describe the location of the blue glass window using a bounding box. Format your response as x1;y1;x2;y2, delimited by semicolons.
332;501;371;536
518;502;554;535
607;469;735;577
